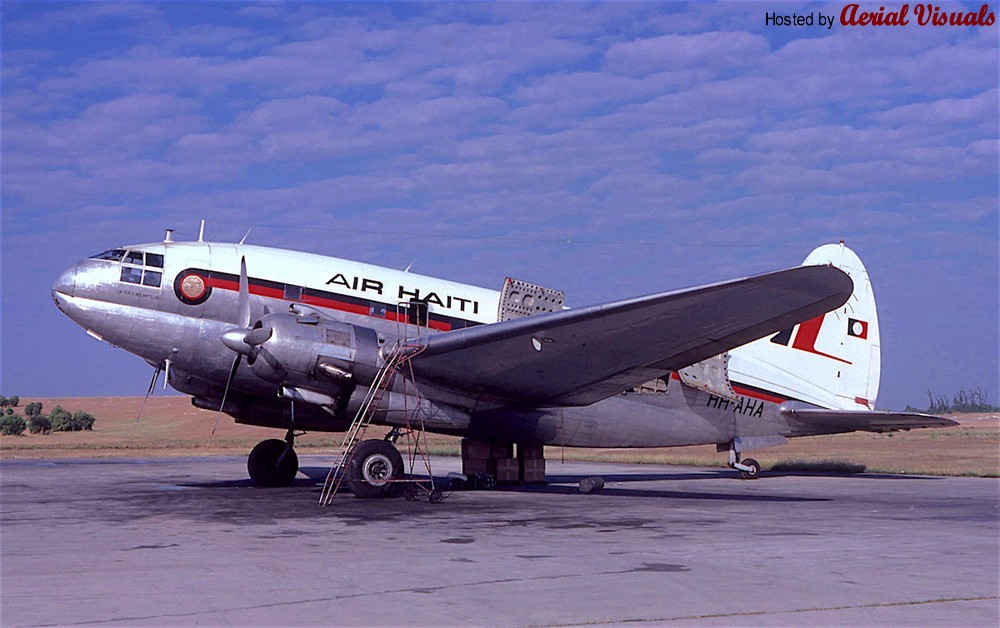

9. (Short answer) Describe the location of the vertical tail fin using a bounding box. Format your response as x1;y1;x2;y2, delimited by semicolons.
728;243;881;410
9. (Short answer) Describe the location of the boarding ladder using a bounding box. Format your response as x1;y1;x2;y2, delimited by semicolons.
318;341;414;505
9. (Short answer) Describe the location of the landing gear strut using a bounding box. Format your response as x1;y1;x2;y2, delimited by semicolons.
247;430;299;487
727;445;761;480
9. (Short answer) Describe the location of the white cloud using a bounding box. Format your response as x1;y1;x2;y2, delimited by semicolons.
605;31;769;75
1;2;995;406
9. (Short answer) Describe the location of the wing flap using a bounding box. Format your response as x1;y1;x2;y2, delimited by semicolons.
410;264;853;406
782;408;959;433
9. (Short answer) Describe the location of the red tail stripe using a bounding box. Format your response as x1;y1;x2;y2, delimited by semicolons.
792;315;852;365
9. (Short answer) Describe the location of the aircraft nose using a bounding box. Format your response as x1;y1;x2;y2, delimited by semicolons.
52;264;78;298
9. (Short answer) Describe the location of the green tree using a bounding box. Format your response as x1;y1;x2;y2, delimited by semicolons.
24;402;43;417
912;387;1000;414
49;406;73;432
72;411;96;431
0;414;26;436
8;396;19;407
28;415;51;435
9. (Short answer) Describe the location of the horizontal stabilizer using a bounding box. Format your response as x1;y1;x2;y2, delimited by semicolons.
782;408;958;433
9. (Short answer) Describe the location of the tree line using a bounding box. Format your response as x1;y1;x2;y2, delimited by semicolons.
905;387;999;414
0;396;96;436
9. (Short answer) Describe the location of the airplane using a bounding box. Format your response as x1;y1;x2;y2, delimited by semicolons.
51;230;956;495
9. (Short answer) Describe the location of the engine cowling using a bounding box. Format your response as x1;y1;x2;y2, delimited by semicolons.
246;312;381;396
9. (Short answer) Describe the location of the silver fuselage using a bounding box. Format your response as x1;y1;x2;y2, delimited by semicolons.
52;240;822;448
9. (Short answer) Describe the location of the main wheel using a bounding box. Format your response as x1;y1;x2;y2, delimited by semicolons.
248;439;299;487
347;439;404;498
739;458;761;480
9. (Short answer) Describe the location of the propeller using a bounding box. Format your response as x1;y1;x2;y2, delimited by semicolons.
214;257;272;435
135;366;161;422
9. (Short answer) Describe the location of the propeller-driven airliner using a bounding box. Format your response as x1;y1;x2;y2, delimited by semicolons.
51;231;955;496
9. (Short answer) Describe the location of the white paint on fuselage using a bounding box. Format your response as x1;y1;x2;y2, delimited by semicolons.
167;241;502;324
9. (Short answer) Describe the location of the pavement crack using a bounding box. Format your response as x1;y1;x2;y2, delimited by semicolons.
48;568;681;626
536;595;1000;626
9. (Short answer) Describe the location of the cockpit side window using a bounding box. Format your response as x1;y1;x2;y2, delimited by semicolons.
120;266;143;284
118;250;163;288
91;248;126;261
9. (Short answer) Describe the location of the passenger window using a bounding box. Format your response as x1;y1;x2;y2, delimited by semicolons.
121;266;143;284
142;270;162;287
124;251;144;265
146;253;164;268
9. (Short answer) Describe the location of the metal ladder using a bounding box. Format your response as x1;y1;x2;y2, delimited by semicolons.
318;342;411;506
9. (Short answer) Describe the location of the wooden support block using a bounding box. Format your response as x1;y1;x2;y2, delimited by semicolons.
518;443;544;460
520;457;546;483
521;469;546;483
495;458;519;483
491;442;514;459
461;439;492;460
462;457;496;476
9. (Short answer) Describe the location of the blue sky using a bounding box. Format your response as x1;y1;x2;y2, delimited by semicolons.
1;1;997;411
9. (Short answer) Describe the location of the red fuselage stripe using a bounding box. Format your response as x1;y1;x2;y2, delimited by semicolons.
669;371;789;404
207;276;454;332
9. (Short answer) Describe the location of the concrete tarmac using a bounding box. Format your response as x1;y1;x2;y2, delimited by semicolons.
1;455;997;626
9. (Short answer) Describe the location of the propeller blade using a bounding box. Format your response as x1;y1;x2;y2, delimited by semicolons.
238;256;250;328
213;355;241;436
245;325;273;347
257;347;285;376
135;367;161;422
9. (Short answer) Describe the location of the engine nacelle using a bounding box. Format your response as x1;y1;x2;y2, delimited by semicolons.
247;312;381;395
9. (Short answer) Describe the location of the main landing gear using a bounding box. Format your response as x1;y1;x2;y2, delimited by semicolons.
347;439;404;498
247;430;299;487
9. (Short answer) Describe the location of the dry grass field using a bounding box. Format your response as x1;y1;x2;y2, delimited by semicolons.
2;396;997;477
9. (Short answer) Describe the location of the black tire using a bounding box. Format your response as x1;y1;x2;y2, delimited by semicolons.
347;440;404;498
429;489;443;504
740;458;761;480
404;486;418;501
247;439;299;487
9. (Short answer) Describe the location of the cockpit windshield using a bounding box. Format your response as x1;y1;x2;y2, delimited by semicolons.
91;248;126;261
88;248;164;288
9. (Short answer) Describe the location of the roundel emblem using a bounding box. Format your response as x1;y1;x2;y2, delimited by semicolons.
181;275;206;300
175;270;212;305
851;321;864;336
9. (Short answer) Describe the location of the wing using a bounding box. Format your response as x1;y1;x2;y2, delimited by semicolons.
782;408;959;433
409;264;853;406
